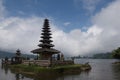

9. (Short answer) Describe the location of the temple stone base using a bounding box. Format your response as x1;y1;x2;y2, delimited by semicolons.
22;60;74;67
51;60;74;67
22;60;51;67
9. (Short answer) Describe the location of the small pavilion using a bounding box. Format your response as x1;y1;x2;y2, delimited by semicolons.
31;19;60;60
11;49;22;64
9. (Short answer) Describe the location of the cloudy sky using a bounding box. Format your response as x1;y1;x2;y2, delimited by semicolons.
0;0;120;56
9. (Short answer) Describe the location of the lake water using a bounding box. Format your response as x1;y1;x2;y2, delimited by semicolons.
0;59;120;80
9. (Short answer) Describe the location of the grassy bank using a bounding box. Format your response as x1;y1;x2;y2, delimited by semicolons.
113;61;120;65
8;64;91;79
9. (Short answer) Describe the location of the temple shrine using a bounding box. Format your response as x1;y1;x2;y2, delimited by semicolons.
11;49;22;64
31;19;60;60
23;19;74;67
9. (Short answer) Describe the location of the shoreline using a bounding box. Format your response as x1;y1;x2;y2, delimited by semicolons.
113;61;120;65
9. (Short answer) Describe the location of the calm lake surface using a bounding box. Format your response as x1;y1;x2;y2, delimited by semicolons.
0;59;120;80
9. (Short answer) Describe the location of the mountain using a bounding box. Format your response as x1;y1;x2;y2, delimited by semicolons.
0;50;36;59
92;52;113;59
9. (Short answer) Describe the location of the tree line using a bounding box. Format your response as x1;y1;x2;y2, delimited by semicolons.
112;47;120;59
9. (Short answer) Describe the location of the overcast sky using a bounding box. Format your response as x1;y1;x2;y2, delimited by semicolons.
0;0;120;56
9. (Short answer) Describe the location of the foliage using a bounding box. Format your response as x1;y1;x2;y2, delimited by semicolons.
92;52;113;59
9;64;90;74
112;47;120;59
8;64;91;80
53;64;82;70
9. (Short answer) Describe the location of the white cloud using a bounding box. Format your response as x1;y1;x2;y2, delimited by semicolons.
92;0;120;52
53;0;120;56
0;16;44;53
82;0;100;13
74;0;100;13
63;22;71;26
52;25;103;56
18;11;25;15
0;0;120;57
93;0;120;29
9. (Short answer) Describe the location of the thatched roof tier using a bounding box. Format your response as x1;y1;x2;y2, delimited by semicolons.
39;39;53;42
42;29;51;32
41;32;52;35
38;43;54;47
16;49;21;56
31;48;60;54
42;27;50;29
41;36;52;38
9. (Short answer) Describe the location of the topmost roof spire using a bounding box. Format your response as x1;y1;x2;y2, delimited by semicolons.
43;19;50;28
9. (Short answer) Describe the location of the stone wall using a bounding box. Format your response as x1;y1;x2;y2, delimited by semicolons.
22;60;51;67
22;60;74;67
52;60;74;66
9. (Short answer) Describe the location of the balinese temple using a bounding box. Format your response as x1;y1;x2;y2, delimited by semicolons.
16;49;21;57
31;19;60;60
11;49;22;64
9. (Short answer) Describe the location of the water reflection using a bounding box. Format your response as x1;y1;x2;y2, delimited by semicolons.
1;64;9;74
112;63;120;80
57;70;90;80
15;73;24;80
0;59;32;80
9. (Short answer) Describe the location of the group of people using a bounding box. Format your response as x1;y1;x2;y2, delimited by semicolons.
57;53;64;61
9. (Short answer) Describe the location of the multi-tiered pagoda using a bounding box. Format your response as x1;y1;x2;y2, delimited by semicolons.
31;19;60;60
11;49;22;64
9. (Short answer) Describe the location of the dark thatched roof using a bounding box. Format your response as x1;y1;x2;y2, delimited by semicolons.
31;48;60;54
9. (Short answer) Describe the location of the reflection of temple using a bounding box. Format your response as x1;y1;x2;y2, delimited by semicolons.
31;19;60;60
11;49;22;64
15;73;24;80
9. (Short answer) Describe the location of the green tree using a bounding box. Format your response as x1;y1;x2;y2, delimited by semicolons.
112;47;120;59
